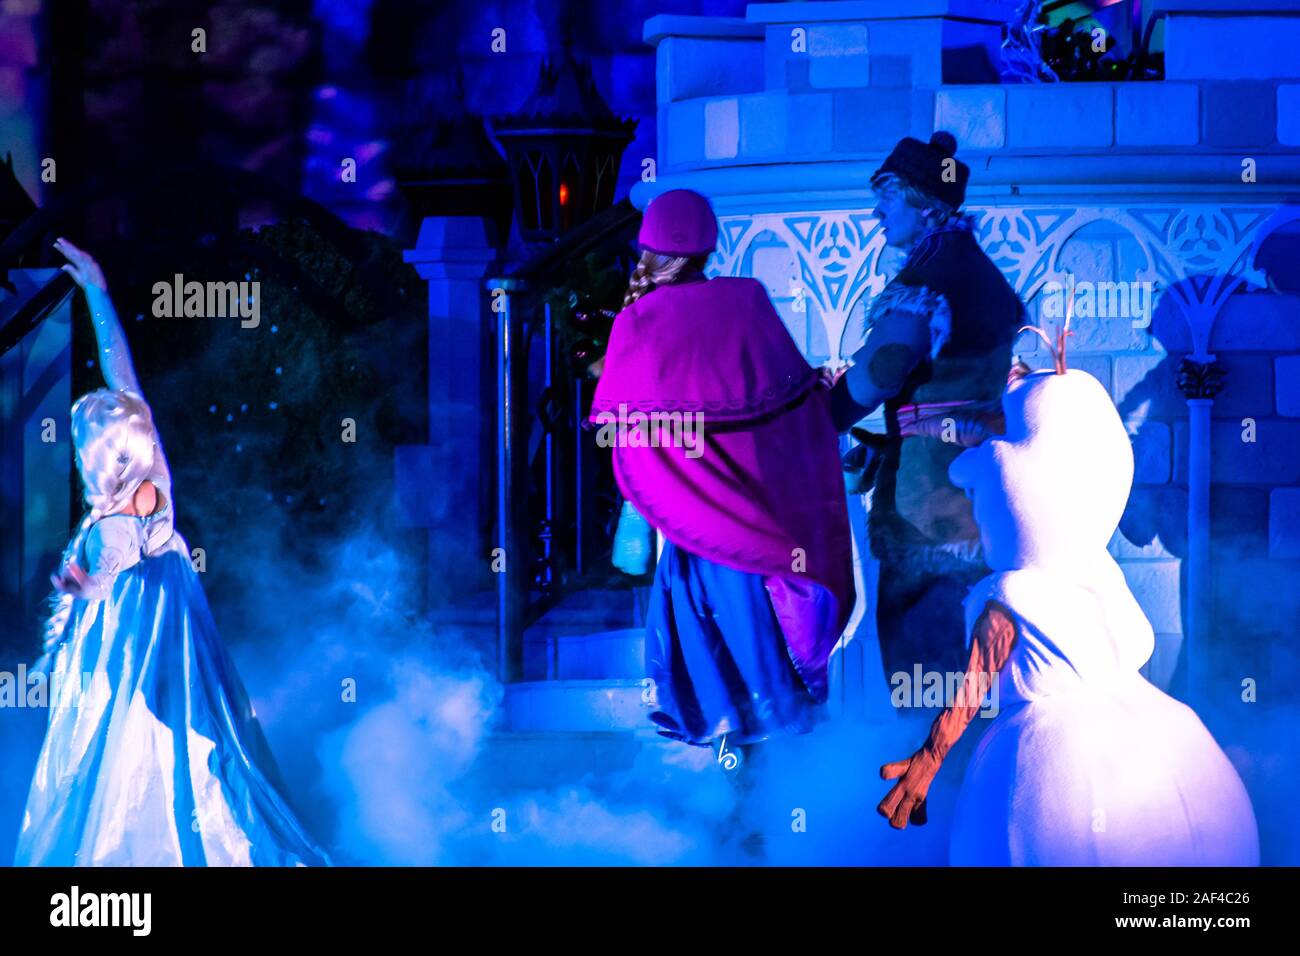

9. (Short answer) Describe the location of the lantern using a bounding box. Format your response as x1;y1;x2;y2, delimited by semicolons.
491;47;637;243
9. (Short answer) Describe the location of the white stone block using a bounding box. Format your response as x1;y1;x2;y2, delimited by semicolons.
1007;85;1114;147
704;97;739;160
1116;83;1199;146
1134;421;1173;483
1269;487;1300;559
807;23;870;89
1277;355;1300;416
787;92;834;154
657;35;764;103
934;86;1005;149
740;91;790;158
663;100;705;166
1167;14;1300;80
1279;84;1300;145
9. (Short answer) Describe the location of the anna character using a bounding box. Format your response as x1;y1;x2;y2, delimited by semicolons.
590;190;855;768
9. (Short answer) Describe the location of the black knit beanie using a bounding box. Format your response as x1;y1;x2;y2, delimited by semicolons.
871;130;970;210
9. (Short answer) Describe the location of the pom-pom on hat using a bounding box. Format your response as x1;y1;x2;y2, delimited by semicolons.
871;131;970;210
637;188;719;257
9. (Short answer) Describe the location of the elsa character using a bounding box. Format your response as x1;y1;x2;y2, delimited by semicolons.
14;238;330;866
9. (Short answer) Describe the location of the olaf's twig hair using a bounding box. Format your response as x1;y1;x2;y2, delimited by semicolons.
1019;277;1075;374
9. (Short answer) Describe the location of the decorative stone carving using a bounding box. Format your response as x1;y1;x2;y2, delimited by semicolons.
1176;358;1227;400
712;203;1294;365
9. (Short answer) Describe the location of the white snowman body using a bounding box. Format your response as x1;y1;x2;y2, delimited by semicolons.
946;369;1259;866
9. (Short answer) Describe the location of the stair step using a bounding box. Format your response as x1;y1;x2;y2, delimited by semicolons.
522;587;648;680
477;730;675;789
524;625;647;681
503;678;655;733
528;586;646;631
552;626;645;679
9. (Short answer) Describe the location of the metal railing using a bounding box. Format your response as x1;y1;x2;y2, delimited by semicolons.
487;198;642;683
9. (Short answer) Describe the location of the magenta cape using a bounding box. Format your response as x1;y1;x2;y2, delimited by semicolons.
590;276;854;700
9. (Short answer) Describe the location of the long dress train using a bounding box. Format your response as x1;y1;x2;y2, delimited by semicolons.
16;278;329;866
16;526;331;866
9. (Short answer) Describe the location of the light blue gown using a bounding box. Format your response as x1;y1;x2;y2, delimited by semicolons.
14;284;330;866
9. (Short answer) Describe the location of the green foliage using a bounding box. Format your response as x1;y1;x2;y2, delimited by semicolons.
541;247;632;378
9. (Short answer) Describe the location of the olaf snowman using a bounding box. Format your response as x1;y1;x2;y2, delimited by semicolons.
876;320;1260;866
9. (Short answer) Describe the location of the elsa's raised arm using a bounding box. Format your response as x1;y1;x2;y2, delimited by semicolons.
54;238;142;396
54;238;175;549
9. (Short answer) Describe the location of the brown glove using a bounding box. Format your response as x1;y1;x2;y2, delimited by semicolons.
877;600;1019;829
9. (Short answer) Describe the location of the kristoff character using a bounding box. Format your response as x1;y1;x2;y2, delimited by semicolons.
829;131;1025;700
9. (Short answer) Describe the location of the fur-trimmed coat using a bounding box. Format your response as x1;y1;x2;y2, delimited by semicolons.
836;218;1024;565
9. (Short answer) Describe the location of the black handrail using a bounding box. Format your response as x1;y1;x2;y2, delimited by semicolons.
490;196;643;682
0;272;75;359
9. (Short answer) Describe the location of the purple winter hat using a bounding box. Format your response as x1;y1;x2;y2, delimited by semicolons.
638;188;718;257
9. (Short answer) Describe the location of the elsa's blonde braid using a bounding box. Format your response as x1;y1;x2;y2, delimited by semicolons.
42;388;157;654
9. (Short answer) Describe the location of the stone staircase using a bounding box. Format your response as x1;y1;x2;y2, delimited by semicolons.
502;586;659;738
504;672;649;733
483;587;672;790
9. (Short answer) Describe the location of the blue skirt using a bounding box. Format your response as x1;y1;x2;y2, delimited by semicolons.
645;541;821;747
15;548;330;866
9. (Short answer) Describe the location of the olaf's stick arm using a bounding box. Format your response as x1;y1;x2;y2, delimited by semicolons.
877;601;1019;829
